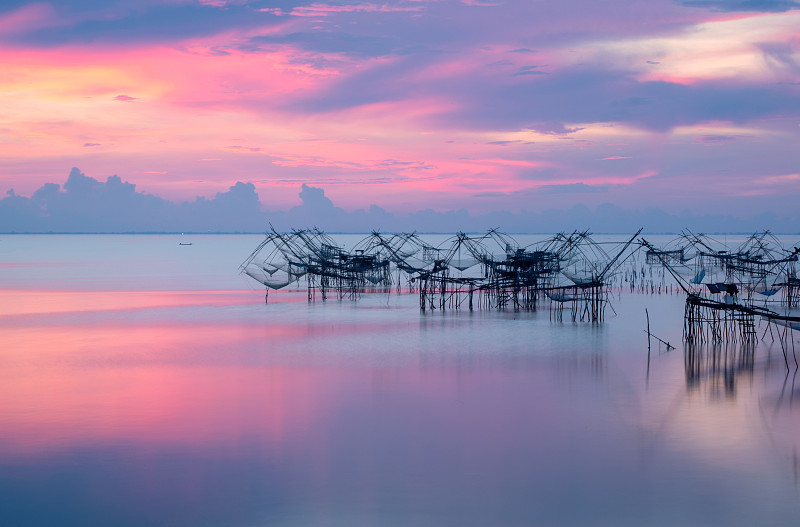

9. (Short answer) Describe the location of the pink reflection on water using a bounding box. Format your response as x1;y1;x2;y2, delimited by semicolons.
0;289;304;317
0;285;426;460
0;366;329;456
0;321;325;456
0;288;322;457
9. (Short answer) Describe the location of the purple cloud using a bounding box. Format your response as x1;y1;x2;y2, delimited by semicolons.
677;1;800;12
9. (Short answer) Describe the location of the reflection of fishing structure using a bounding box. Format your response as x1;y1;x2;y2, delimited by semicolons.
684;342;756;397
641;233;800;367
758;369;800;486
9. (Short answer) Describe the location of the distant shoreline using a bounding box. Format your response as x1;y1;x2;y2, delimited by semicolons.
2;231;800;236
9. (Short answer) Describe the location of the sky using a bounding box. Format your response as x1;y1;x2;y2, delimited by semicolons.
1;0;799;225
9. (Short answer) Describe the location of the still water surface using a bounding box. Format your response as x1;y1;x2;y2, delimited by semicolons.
1;235;799;526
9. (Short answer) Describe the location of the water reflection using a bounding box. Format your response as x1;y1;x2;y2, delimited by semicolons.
684;342;756;398
758;368;800;488
2;283;800;525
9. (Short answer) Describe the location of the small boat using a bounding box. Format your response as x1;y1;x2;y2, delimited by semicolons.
179;242;193;246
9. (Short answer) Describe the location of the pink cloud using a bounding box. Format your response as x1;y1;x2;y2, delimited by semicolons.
262;3;425;17
460;0;502;6
758;173;800;185
530;170;657;189
0;3;57;35
225;145;262;153
1;3;798;219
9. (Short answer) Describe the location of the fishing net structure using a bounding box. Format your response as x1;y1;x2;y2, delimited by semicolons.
640;232;799;362
242;228;799;365
242;228;642;323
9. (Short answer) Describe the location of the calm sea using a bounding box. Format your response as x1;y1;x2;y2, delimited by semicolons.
1;234;799;526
